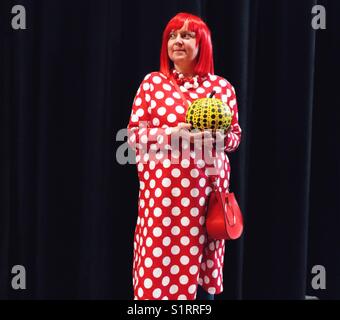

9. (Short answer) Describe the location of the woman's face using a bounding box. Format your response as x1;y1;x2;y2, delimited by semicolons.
167;21;199;69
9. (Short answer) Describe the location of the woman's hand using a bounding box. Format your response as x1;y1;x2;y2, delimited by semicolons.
170;123;214;147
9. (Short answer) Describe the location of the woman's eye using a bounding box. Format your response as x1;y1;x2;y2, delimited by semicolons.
169;33;176;39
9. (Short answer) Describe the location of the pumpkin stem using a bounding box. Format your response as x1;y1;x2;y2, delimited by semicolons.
209;90;216;98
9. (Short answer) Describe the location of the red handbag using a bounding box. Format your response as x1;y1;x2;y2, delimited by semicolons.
206;182;244;240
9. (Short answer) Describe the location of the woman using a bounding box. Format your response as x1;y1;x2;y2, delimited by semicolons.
127;12;241;300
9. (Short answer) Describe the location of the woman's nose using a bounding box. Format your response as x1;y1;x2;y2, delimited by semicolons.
174;34;183;44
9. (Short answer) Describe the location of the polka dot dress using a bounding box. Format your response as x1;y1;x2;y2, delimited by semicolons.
128;71;242;300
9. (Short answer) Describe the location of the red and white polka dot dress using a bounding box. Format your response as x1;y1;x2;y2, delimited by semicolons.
127;71;241;300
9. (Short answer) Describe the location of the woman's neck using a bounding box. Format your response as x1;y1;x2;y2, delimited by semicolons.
174;63;195;78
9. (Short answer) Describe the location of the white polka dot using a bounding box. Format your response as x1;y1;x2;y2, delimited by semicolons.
205;187;212;196
189;265;198;275
145;258;153;268
212;269;218;278
219;79;227;87
180;236;190;245
172;92;181;99
181;217;190;227
189;92;198;99
136;108;144;117
181;178;190;187
213;86;222;94
165;98;175;106
155;169;162;178
162;256;171;266
162;159;171;168
171;245;180;255
188;284;196;294
162;236;171;246
138;288;144;297
170;265;180;275
179;275;189;285
199;216;205;226
190;208;199;217
152;118;160;126
144;190;150;199
162;178;171;187
181;197;190;207
197;160;205;168
175;106;185;114
190;227;199;236
204;276;210;284
163;83;171;91
180;255;190;265
153;288;162;298
171;168;181;178
153;247;163;258
171;187;181;197
207;260;214;268
162;197;171;207
149;180;156;189
190;169;199;178
208;287;216;294
199;178;206;187
199;197;206;206
155;91;164;99
152;76;162;84
144;278;153;289
190;188;199;197
162;276;170;286
171;207;181;216
181;159;190;168
190;246;199;255
143;83;150;91
150;100;157;109
169;285;178;294
153;268;162;278
162;217;171;227
171;226;181;236
196;87;205;94
146;237;153;247
199;235;205;244
157;107;166;116
147;217;153;227
131;115;138;123
217;277;221;286
153;207;162;217
167;114;177;123
153;227;162;237
135;97;142;106
154;188;162;198
144;171;149;180
203;81;211;88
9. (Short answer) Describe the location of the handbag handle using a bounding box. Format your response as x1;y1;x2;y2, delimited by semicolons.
214;183;236;227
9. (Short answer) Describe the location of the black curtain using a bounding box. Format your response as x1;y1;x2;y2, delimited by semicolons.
0;0;339;300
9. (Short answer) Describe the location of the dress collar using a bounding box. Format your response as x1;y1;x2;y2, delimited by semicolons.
171;69;207;90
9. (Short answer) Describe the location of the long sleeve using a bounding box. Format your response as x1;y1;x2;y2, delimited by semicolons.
224;84;242;153
127;74;172;154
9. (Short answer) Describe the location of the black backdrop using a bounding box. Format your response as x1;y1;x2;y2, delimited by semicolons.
1;0;339;300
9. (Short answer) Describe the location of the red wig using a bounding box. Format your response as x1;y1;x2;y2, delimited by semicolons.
160;12;214;77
